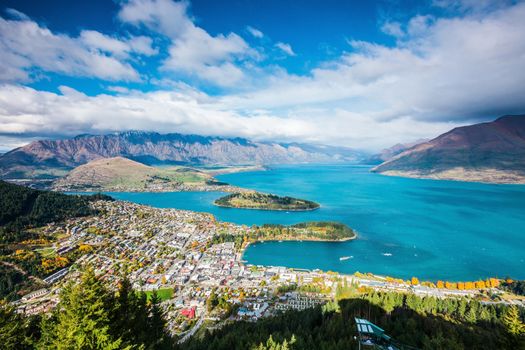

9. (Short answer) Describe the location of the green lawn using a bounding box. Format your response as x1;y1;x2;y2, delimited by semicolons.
144;287;174;301
35;247;56;258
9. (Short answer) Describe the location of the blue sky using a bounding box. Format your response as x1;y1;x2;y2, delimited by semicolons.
0;0;524;151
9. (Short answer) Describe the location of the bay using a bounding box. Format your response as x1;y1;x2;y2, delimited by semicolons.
105;164;525;281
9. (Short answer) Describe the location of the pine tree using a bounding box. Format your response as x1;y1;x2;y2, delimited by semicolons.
132;291;150;346
147;290;169;349
0;302;30;349
503;306;525;336
39;268;124;350
113;275;138;347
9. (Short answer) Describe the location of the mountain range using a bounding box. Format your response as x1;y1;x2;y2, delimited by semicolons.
0;131;363;179
2;115;525;184
372;115;525;183
364;139;428;165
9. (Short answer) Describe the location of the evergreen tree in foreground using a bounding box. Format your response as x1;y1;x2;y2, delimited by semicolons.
34;269;173;350
38;269;123;350
0;301;32;349
502;306;525;348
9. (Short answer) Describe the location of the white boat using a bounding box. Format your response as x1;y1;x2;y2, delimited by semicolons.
339;256;352;261
382;253;393;256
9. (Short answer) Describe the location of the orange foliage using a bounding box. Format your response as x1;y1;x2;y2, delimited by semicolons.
41;256;69;274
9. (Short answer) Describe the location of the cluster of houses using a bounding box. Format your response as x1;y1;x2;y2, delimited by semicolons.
14;199;519;339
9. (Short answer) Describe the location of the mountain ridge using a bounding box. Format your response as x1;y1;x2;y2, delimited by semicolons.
372;114;525;183
51;156;236;192
0;131;363;179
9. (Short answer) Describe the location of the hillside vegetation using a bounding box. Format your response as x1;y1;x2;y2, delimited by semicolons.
258;222;356;241
214;192;320;211
212;222;356;249
52;157;217;192
183;290;524;350
0;181;110;240
3;272;524;349
0;269;173;349
0;181;111;300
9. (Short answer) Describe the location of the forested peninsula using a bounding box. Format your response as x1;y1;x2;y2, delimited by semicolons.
214;192;320;211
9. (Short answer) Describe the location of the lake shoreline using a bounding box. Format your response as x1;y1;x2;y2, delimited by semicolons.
89;164;525;281
213;202;321;211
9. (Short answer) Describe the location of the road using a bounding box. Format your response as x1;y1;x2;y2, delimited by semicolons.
177;315;204;344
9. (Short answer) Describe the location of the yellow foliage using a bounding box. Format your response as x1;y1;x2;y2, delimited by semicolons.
41;256;69;273
78;244;93;253
465;282;475;289
475;280;486;289
445;281;456;289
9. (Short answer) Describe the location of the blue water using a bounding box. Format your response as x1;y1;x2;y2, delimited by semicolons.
105;164;525;281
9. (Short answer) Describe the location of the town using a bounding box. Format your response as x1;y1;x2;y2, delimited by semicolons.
12;199;525;341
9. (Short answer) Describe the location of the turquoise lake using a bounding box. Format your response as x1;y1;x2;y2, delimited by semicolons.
105;164;525;281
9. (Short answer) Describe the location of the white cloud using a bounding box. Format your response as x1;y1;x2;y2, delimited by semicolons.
0;84;459;151
128;36;158;56
275;42;296;56
79;30;130;57
118;0;192;39
381;21;404;38
79;30;158;58
246;26;264;38
119;0;255;86
5;8;29;21
220;2;525;123
1;1;525;152
432;0;514;13
0;16;142;82
163;28;251;86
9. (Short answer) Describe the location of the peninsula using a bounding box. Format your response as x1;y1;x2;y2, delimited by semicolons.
214;192;320;211
255;221;356;242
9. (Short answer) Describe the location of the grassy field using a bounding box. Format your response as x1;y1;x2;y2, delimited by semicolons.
35;247;56;258
144;287;174;301
54;157;215;191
